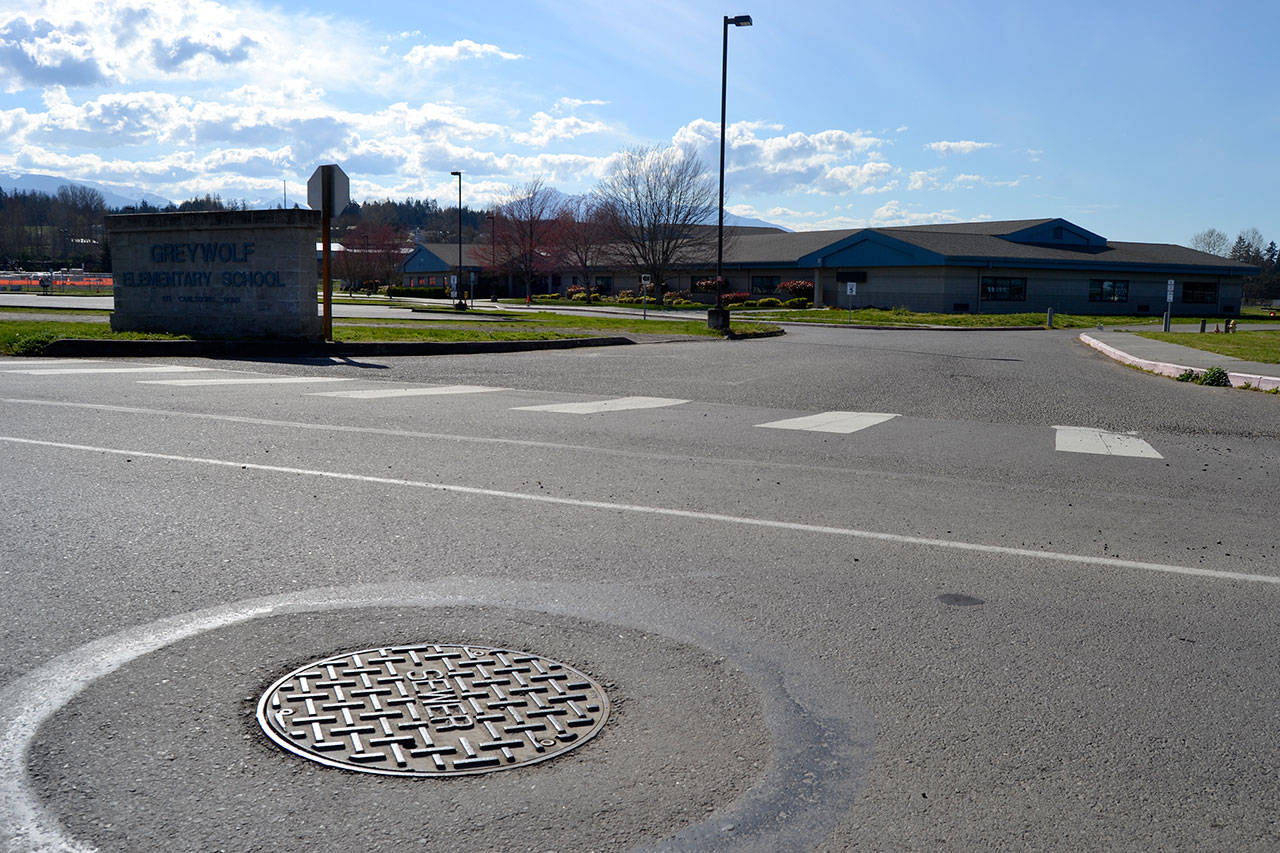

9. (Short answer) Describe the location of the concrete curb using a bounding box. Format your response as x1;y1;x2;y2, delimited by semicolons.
39;336;636;358
1079;333;1280;391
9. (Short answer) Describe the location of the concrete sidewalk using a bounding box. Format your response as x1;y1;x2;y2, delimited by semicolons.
1080;331;1280;390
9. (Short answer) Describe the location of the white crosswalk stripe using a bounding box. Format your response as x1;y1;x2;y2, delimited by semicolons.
756;411;900;434
513;396;688;414
308;385;507;399
138;376;355;386
1053;426;1163;458
2;365;214;375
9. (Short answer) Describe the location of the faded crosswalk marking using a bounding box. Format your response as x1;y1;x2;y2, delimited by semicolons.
514;396;688;414
1053;426;1163;458
756;411;900;434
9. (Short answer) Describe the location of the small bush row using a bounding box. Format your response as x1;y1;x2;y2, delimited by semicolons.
386;286;448;299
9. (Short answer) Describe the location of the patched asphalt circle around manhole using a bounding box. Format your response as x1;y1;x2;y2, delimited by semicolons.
257;643;609;776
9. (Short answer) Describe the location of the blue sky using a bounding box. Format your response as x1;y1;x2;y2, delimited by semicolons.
0;0;1275;245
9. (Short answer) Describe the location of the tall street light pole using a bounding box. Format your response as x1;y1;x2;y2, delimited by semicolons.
713;13;752;332
450;170;465;308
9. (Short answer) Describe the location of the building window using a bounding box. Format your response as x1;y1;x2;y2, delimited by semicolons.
981;276;1026;301
1182;282;1217;304
594;275;612;290
751;275;780;294
1089;279;1128;302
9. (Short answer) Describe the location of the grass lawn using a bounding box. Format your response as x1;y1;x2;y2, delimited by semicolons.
1132;330;1280;364
0;320;192;355
0;310;776;355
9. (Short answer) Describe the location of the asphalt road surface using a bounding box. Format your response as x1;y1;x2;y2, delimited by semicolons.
2;326;1277;851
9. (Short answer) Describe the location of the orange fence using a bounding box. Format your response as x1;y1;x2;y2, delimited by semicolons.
0;273;113;291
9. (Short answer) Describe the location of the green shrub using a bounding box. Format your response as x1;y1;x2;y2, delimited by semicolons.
1197;366;1231;386
782;298;811;309
8;331;58;356
1176;369;1198;382
756;297;782;308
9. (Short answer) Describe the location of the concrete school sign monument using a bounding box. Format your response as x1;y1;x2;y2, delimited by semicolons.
106;209;322;340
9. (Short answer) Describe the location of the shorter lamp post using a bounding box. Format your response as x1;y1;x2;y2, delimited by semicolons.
450;170;466;308
486;212;497;302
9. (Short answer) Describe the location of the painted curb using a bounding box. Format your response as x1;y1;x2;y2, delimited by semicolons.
1079;333;1280;391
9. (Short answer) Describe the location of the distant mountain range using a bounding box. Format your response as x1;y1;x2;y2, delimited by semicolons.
0;171;173;210
722;212;791;231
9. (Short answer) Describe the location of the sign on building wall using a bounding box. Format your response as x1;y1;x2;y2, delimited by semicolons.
107;209;322;340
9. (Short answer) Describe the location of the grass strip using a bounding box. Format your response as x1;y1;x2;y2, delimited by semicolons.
1132;330;1280;364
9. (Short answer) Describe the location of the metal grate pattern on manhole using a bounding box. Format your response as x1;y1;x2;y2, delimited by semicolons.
256;643;609;776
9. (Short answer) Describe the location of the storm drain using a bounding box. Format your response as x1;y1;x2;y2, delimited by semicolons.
256;643;609;776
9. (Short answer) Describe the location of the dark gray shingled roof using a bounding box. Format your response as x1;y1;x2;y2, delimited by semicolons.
718;220;1256;272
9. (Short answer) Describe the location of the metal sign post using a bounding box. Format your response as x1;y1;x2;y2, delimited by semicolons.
847;281;857;324
641;273;651;319
1165;279;1175;332
308;164;350;341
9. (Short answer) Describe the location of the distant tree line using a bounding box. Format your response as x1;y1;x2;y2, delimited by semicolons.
0;147;720;296
1;185;108;270
1190;227;1280;303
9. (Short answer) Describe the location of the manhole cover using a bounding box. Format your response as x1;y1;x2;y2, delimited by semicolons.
256;643;609;776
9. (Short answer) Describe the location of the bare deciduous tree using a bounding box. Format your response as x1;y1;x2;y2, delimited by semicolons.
489;179;563;301
595;145;718;302
556;195;610;304
1189;227;1229;257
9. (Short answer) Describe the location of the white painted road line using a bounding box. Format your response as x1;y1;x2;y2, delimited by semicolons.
757;411;900;434
1;365;214;375
308;384;507;399
513;396;689;414
1053;426;1164;459
0;359;102;367
1;434;1274;586
137;376;355;387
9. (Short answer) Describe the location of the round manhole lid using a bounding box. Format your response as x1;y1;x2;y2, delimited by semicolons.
256;643;609;777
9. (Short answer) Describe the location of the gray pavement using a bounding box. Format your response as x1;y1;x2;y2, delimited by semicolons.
1;324;1278;850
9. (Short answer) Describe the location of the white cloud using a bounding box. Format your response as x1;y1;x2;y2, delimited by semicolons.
512;112;609;147
0;14;109;89
869;199;960;226
556;97;607;111
404;39;522;67
924;140;996;155
672;119;895;198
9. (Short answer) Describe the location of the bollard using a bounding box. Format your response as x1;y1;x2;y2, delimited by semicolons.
1046;307;1055;329
1199;318;1206;333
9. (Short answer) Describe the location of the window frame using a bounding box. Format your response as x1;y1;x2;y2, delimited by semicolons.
980;276;1027;302
750;275;781;295
1088;279;1129;303
1181;282;1217;304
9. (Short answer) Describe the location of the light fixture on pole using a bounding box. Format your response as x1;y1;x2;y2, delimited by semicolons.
712;13;752;332
450;170;465;308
